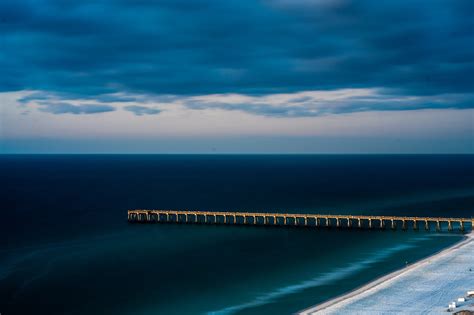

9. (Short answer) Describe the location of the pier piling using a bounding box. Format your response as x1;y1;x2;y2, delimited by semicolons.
128;210;472;233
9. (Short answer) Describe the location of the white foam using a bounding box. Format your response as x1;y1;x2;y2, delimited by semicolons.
207;243;415;315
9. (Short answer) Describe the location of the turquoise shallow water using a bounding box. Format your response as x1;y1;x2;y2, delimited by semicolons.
0;155;472;314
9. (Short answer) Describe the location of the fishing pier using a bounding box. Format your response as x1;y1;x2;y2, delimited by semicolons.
128;210;473;232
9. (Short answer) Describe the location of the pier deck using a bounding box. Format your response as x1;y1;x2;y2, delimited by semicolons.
128;210;473;232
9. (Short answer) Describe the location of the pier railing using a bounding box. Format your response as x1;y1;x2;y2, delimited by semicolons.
128;209;473;232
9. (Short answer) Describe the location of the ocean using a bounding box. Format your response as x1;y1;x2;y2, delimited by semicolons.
1;155;473;315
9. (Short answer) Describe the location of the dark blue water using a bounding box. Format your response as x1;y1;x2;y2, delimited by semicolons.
1;155;473;314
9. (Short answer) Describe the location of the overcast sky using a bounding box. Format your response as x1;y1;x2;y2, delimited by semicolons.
0;0;473;153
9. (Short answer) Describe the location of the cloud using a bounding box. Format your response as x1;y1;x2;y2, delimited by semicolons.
183;89;474;117
123;105;161;116
93;94;139;103
18;88;474;118
18;91;53;104
18;91;139;104
0;0;472;103
37;102;116;115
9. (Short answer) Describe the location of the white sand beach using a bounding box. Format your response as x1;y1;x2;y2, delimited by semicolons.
300;231;474;314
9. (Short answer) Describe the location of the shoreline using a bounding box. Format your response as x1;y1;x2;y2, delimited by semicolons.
299;231;473;314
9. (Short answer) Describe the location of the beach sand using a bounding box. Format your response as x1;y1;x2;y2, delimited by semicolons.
299;231;474;314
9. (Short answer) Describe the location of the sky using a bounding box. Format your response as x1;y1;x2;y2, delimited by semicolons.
0;0;473;153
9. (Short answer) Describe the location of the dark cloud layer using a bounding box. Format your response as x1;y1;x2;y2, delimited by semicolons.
1;0;473;111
